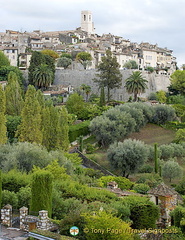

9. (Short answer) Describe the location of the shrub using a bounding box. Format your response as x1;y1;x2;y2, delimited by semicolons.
159;144;175;160
136;173;162;188
69;121;90;142
98;176;134;190
148;92;157;100
152;105;176;125
2;170;30;192
132;183;150;194
138;164;154;173
17;186;31;208
2;190;18;209
122;195;159;229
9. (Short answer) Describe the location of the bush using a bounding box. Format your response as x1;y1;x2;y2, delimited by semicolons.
2;190;18;209
132;183;150;194
122;195;159;229
17;186;31;208
138;164;153;173
148;92;157;100
152;105;176;125
98;176;134;190
175;176;185;195
159;144;175;160
2;170;30;192
69;121;90;142
136;173;162;188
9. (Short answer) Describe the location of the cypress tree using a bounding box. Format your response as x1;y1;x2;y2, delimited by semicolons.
57;107;69;151
0;85;7;144
5;71;24;115
99;86;106;107
30;170;53;217
18;85;42;144
0;170;2;209
42;106;52;150
154;143;158;174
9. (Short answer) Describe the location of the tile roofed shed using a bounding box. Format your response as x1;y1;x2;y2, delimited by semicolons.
148;183;178;197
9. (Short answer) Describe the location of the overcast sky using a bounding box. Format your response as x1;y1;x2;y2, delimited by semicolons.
0;0;184;67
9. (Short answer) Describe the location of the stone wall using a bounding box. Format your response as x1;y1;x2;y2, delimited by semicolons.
54;69;170;101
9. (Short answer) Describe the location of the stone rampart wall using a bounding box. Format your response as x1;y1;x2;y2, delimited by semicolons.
54;69;171;101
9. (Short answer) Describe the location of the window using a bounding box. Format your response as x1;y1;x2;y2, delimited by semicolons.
84;15;86;21
89;15;91;21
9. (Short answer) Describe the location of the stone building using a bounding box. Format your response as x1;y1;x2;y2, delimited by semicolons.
148;183;183;227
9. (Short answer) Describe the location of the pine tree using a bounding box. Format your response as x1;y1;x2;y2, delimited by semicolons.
56;107;69;151
94;50;122;102
0;85;7;144
30;170;53;217
17;85;42;144
5;71;24;116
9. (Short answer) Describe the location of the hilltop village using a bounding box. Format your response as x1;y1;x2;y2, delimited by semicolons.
0;10;177;74
1;10;185;240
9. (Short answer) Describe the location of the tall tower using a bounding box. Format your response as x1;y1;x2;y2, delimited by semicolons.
81;10;95;34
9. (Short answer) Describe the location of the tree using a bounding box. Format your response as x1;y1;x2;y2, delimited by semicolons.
41;49;59;60
154;143;159;174
90;110;136;146
107;139;148;177
170;70;185;95
0;66;24;86
174;129;185;143
83;211;134;240
57;57;72;69
0;85;7;144
5;71;24;115
28;51;45;85
123;60;138;69
66;93;85;119
30;170;53;217
76;52;92;69
56;107;69;151
80;84;91;101
32;64;54;89
0;51;10;67
156;90;167;103
99;86;106;106
60;53;72;59
94;50;122;102
17;85;42;144
162;160;183;182
125;71;148;101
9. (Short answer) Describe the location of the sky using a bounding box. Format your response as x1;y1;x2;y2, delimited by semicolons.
0;0;184;67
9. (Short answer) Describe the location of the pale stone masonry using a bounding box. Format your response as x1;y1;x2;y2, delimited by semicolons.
1;204;12;227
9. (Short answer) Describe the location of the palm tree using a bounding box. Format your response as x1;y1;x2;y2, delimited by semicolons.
125;71;148;101
84;85;91;101
32;64;54;90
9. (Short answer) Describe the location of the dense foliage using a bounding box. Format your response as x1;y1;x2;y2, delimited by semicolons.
30;170;53;217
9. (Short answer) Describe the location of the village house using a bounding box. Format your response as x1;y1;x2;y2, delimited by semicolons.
0;11;177;73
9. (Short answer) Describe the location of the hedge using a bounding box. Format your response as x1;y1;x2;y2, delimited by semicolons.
69;120;90;142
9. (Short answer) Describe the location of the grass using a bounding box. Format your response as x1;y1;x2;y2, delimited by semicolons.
85;123;176;176
126;123;176;145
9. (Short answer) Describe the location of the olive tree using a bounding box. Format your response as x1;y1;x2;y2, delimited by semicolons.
107;139;149;177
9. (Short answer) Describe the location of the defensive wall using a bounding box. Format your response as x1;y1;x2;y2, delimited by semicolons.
54;69;171;101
